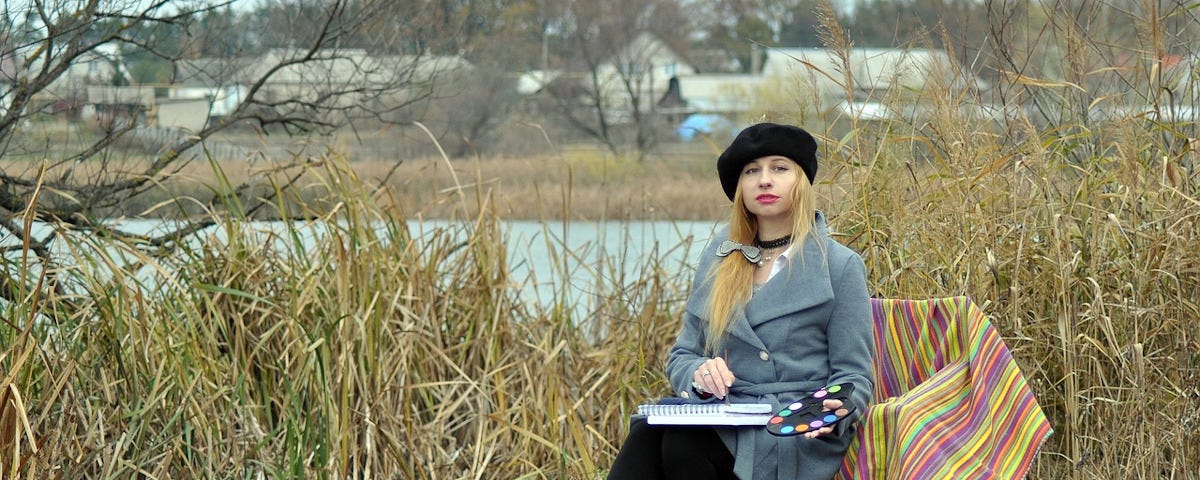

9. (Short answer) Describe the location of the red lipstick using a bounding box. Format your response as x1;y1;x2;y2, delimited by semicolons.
756;194;780;204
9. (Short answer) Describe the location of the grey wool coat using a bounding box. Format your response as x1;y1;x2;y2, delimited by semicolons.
666;212;874;480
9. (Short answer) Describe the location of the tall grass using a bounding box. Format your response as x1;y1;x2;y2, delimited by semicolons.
836;121;1199;479
4;116;1199;478
1;150;696;478
795;2;1199;477
5;115;1197;478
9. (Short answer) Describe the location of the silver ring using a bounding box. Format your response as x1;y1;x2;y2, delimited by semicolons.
702;370;711;376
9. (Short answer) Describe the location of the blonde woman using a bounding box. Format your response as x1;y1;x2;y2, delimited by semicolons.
608;123;873;480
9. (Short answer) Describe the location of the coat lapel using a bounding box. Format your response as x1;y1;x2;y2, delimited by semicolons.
725;303;769;351
687;212;835;348
685;248;769;351
745;235;834;327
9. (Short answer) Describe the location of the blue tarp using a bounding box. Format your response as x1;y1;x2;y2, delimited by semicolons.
676;114;735;141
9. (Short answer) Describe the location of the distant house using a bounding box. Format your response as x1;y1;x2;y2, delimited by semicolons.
154;97;213;132
517;33;698;122
83;86;154;130
763;47;977;102
661;46;985;121
658;74;765;115
1157;54;1195;94
515;70;563;96
0;48;17;115
1150;54;1197;122
592;32;698;119
65;47;130;87
171;56;260;120
8;43;132;118
172;49;473;126
1078;53;1199;124
520;37;989;129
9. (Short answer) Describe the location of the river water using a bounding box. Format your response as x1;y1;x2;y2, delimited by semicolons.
5;218;723;313
455;220;721;309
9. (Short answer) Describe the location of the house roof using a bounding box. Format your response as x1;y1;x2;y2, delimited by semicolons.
598;32;696;78
668;74;765;113
515;70;561;95
174;57;260;87
763;47;968;91
87;85;154;104
1;43;18;84
174;49;472;88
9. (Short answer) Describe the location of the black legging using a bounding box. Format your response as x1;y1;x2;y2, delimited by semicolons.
607;417;736;480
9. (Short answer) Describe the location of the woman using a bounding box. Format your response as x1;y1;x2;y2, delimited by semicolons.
608;123;873;480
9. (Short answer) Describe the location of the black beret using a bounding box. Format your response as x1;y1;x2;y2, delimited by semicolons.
716;123;818;200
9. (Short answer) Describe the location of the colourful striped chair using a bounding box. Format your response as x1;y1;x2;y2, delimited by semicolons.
837;297;1053;479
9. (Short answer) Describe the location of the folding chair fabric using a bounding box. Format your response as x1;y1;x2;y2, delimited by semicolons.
837;297;1053;479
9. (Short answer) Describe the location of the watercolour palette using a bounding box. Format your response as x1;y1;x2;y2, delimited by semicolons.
765;383;857;437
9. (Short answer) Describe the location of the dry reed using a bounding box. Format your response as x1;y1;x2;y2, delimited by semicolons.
4;115;1198;477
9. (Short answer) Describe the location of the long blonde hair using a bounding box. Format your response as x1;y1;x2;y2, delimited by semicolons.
703;174;820;354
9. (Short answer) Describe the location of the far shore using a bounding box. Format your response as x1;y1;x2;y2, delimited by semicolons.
5;122;875;222
4;146;872;222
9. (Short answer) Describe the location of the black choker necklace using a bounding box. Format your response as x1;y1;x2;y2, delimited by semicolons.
756;235;793;250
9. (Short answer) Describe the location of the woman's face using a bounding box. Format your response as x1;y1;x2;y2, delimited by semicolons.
740;155;799;222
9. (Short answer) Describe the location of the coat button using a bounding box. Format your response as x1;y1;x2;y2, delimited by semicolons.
759;351;770;361
680;390;691;399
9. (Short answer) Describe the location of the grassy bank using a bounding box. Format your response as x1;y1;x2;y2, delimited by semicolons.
0;139;732;221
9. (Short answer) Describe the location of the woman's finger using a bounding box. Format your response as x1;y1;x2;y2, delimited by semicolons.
696;363;721;396
803;426;835;438
694;358;734;398
696;366;711;386
712;357;735;388
704;362;724;397
712;358;736;397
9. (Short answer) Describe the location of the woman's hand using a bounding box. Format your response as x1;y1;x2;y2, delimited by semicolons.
801;399;846;439
693;357;736;399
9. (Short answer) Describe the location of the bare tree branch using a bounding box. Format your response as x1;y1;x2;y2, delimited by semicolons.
0;0;472;306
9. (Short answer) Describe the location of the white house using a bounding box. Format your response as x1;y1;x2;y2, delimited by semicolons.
658;74;766;115
663;46;986;121
0;51;16;115
592;32;698;119
5;42;132;117
516;70;563;95
523;36;991;128
762;47;975;102
172;49;473;125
